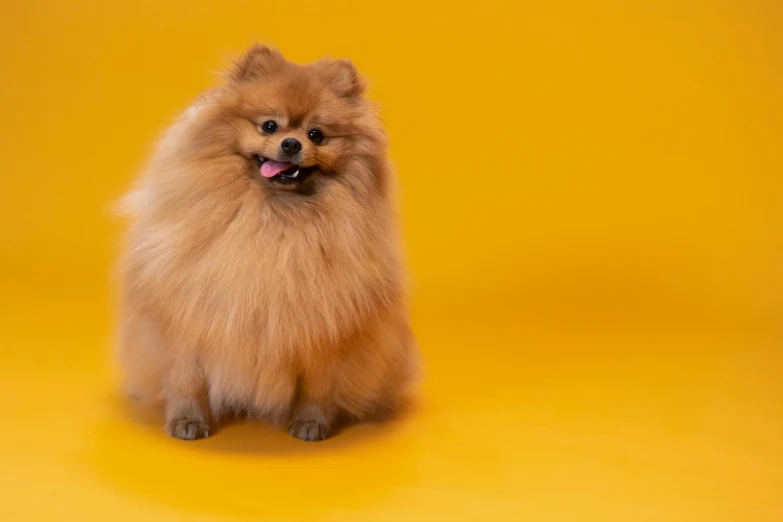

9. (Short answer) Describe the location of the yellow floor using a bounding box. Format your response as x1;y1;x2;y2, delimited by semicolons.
2;1;782;520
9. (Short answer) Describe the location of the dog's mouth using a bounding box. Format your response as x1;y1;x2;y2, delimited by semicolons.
254;155;316;184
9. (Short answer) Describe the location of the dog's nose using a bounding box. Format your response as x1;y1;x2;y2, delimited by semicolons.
280;138;302;156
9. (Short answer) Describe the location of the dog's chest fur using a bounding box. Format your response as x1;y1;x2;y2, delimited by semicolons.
126;177;399;361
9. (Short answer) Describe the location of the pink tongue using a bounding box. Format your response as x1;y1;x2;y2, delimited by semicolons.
260;160;293;178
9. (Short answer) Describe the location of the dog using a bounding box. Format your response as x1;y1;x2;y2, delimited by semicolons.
116;44;417;442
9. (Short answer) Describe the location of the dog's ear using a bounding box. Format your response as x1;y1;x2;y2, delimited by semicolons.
230;44;284;82
322;59;366;99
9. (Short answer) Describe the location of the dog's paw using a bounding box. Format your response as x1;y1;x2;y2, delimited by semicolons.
288;420;329;442
167;417;211;441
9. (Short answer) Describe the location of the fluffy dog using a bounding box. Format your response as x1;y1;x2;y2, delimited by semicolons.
117;45;417;442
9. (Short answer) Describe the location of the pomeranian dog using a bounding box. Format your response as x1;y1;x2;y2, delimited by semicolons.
116;45;417;442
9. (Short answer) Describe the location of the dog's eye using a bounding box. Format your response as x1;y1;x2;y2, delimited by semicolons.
260;120;278;134
307;128;324;145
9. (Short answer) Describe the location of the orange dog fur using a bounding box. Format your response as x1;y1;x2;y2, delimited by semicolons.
116;45;417;442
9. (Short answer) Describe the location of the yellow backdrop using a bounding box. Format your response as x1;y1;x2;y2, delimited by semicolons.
1;0;782;520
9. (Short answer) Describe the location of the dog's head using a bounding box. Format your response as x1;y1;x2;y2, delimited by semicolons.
201;45;383;195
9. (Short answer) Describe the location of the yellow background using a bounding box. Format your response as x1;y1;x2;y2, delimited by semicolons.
1;0;782;520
